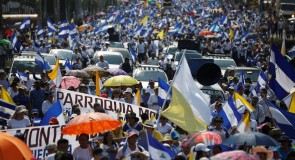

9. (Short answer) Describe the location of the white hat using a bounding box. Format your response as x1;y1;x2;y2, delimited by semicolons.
124;87;133;94
194;143;210;152
142;120;156;128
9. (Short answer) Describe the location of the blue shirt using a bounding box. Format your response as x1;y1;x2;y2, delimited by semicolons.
13;94;30;109
274;147;295;160
30;88;45;112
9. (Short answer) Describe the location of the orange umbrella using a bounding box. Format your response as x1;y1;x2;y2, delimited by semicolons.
79;24;94;32
199;30;214;36
61;112;122;135
0;132;32;160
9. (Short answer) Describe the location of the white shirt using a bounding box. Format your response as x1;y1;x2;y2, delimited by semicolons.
7;117;31;129
42;100;53;115
73;146;93;160
250;104;265;125
147;94;160;111
46;153;55;160
72;53;82;61
148;58;159;65
96;61;109;69
116;144;149;160
157;123;173;135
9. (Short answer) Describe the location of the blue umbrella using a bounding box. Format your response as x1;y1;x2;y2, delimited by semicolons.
107;68;128;76
223;132;279;147
208;144;234;152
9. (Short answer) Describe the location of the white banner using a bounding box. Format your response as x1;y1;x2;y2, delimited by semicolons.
56;89;158;122
4;125;81;159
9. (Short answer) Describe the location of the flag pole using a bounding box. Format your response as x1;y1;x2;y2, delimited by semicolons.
96;71;101;96
156;50;186;123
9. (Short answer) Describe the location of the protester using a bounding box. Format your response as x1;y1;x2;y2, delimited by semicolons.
42;92;54;115
96;55;109;69
119;57;133;75
3;0;295;159
73;133;93;160
57;138;69;153
116;131;149;160
45;144;58;160
13;86;30;108
275;135;295;159
29;80;45;116
100;131;119;160
123;87;137;105
0;69;9;90
7;105;31;129
122;112;142;133
157;116;173;136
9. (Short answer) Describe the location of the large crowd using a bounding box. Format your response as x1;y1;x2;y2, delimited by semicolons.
1;0;295;159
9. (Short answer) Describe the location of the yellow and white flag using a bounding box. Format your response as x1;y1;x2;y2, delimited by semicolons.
140;16;148;25
157;30;164;40
234;92;255;112
236;112;251;133
283;92;295;114
48;59;62;87
0;87;15;104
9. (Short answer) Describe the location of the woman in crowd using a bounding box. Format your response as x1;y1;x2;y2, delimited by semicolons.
7;105;31;129
100;131;119;160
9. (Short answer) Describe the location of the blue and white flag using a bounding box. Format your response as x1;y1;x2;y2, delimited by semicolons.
288;45;295;56
64;59;73;72
251;71;267;96
238;70;245;89
18;71;29;82
36;26;44;37
158;78;171;107
0;99;16;120
246;56;256;67
35;50;51;71
234;30;239;40
39;100;65;126
209;24;221;32
268;101;295;139
146;130;176;159
269;44;295;100
47;18;56;33
20;17;30;30
10;33;17;49
58;21;69;38
129;47;136;65
240;30;250;41
220;15;228;25
69;23;78;39
190;16;194;26
216;96;242;129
